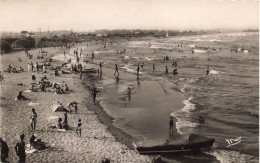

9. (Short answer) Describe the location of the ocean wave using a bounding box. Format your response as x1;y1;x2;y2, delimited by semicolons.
121;64;146;75
194;49;207;53
209;69;219;75
206;149;259;163
94;50;115;54
172;97;198;134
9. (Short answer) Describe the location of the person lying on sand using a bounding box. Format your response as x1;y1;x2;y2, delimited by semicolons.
29;134;47;151
17;91;28;100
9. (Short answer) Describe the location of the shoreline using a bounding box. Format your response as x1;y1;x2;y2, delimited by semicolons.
0;45;151;162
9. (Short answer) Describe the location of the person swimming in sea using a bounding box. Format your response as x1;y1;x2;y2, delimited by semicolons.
114;64;119;77
206;66;209;76
165;65;168;74
137;64;140;76
127;87;133;98
198;115;205;123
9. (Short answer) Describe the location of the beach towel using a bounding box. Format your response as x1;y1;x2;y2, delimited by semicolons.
24;90;32;93
25;144;37;154
28;102;39;106
48;116;59;120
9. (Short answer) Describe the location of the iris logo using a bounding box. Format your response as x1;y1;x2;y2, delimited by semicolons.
225;137;242;147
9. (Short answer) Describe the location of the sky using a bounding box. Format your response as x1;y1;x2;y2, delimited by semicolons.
0;0;259;32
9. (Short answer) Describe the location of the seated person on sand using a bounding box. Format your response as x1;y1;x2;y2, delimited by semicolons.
55;86;65;94
53;102;69;112
54;70;59;76
5;67;11;73
42;75;48;80
19;67;24;72
32;73;36;80
17;91;28;100
40;82;46;92
67;101;78;113
29;134;46;150
50;117;63;129
30;85;38;92
65;84;69;91
12;68;20;73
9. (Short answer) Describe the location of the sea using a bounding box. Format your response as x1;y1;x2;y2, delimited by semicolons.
81;32;259;163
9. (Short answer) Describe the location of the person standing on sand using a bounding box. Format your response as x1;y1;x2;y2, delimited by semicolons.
0;138;9;163
36;62;39;72
64;51;66;59
27;63;31;71
92;87;98;103
0;71;5;83
63;112;69;130
31;62;34;71
76;119;82;137
30;108;37;131
153;63;155;71
74;102;78;114
15;134;26;163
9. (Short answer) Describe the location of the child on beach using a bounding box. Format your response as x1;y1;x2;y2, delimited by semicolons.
76;119;82;137
30;108;37;131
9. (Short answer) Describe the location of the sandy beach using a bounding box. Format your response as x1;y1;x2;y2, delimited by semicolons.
0;45;152;162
